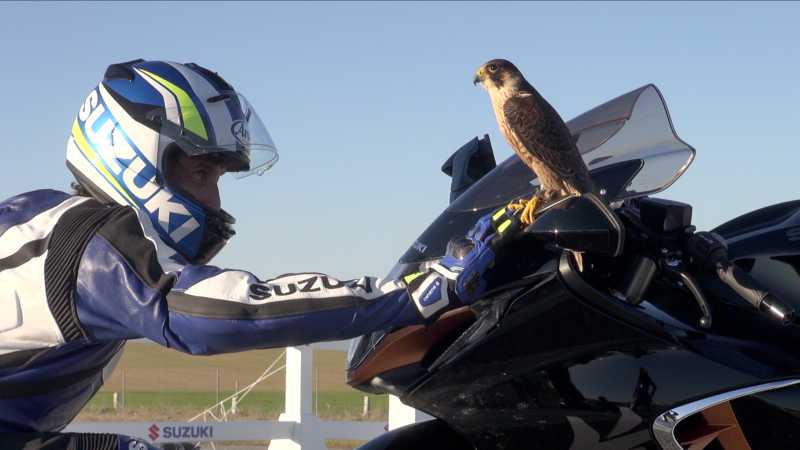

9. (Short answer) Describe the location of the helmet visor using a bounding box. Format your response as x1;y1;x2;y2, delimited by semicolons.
153;93;279;178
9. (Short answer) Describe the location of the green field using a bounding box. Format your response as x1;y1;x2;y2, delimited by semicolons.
80;390;388;422
76;342;389;423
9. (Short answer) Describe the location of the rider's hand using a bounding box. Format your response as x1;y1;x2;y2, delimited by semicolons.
405;213;498;320
446;213;498;305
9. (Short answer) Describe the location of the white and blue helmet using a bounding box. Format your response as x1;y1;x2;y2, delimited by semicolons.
66;59;278;263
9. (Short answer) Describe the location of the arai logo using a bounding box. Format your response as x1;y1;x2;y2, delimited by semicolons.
78;88;200;243
231;120;249;145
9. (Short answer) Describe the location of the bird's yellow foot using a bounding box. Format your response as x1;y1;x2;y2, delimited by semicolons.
505;193;540;226
505;198;527;213
520;194;540;225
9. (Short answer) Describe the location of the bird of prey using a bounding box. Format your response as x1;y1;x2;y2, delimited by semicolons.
473;59;595;224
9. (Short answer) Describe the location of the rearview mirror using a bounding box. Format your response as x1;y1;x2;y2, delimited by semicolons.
526;193;625;257
441;135;497;203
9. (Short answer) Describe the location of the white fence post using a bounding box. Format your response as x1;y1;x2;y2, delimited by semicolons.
268;345;326;450
388;395;432;430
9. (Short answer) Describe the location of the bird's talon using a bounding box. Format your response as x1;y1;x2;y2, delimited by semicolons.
519;193;540;226
505;198;528;213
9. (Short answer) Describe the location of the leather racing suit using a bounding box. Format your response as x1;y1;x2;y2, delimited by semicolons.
0;189;431;447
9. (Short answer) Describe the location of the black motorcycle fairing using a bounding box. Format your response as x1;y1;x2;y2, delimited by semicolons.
731;381;800;447
557;252;684;345
705;199;800;319
348;270;556;395
380;235;800;449
355;419;472;450
356;197;800;450
713;199;800;242
427;271;557;373
527;193;625;257
348;227;557;379
396;274;759;450
560;236;800;379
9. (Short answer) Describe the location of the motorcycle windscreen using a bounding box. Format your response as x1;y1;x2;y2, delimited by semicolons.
447;84;696;212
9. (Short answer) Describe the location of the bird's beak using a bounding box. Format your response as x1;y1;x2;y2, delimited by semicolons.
473;68;484;86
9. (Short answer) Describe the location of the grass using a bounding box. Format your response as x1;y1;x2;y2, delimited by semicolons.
79;390;389;422
97;342;356;392
75;341;389;422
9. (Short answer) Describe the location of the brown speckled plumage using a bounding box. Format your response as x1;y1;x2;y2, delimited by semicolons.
474;59;595;201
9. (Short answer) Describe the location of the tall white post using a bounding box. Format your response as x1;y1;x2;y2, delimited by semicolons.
388;395;432;431
268;346;326;450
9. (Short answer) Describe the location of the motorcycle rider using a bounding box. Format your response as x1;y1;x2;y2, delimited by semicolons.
0;59;497;450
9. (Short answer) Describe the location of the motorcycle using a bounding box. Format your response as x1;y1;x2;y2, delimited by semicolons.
346;85;800;450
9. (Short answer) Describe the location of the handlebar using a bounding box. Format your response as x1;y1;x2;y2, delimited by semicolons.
718;263;794;324
686;232;795;325
485;198;796;327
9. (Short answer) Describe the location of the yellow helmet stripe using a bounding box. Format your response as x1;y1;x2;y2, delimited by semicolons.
139;69;209;141
71;119;136;205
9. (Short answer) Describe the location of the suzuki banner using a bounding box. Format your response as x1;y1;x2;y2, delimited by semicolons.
65;421;294;443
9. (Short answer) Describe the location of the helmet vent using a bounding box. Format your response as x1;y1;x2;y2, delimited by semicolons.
186;62;234;92
104;59;145;81
207;92;234;103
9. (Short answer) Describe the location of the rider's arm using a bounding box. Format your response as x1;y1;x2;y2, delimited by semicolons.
70;209;437;354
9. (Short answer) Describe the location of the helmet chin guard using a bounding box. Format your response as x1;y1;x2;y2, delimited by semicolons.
65;59;278;263
196;208;236;264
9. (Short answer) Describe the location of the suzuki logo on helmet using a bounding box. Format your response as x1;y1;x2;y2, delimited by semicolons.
231;120;249;146
79;88;201;244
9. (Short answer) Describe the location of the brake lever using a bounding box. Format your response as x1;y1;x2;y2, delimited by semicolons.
660;260;713;329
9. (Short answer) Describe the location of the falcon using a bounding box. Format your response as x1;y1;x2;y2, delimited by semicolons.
473;59;595;224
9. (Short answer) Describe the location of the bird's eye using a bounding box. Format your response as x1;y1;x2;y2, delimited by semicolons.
488;64;498;72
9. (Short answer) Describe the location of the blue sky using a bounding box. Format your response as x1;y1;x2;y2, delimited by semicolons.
1;2;798;278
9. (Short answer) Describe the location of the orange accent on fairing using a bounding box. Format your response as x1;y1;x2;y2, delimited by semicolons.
346;307;476;386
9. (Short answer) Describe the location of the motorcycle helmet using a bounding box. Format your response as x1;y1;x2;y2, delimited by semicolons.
66;59;278;264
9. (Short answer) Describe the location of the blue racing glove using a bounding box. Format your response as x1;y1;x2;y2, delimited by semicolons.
404;212;499;320
447;213;498;304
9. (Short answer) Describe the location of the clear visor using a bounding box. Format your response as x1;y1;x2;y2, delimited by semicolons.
153;93;279;178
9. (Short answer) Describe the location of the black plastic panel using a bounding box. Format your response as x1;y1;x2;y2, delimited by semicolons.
398;276;757;450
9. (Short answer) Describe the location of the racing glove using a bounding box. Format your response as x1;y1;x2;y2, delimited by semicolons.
404;212;499;320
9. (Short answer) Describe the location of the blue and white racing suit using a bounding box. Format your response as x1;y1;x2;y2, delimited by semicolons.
0;190;442;448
